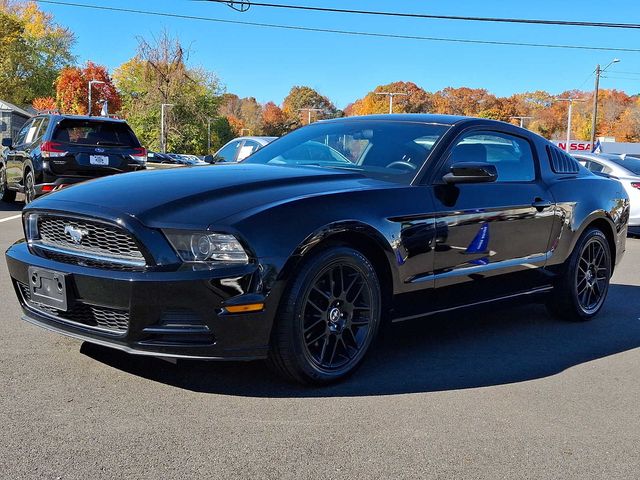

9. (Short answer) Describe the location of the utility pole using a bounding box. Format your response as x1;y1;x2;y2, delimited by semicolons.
590;58;620;148
160;103;174;154
297;108;324;125
510;116;533;128
87;80;105;116
555;98;585;153
374;92;408;114
207;118;212;153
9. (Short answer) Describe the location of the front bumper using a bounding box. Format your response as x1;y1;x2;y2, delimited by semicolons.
6;241;273;360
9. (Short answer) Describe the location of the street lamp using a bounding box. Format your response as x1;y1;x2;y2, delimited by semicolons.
160;103;174;154
297;108;324;125
88;80;105;116
555;97;585;152
590;58;620;148
374;92;408;114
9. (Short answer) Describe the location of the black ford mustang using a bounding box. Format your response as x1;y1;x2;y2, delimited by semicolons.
5;115;629;384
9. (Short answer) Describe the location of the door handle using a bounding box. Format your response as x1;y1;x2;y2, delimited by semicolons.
532;198;553;211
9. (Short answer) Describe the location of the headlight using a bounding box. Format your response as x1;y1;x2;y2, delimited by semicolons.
164;231;249;263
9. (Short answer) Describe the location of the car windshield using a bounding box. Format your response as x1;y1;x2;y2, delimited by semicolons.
244;120;450;184
609;156;640;175
53;120;139;147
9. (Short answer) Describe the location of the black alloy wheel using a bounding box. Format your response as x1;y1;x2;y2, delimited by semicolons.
547;228;611;321
269;246;381;385
24;171;35;204
575;236;610;315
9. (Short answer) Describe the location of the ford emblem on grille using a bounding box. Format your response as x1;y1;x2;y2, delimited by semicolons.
64;225;89;245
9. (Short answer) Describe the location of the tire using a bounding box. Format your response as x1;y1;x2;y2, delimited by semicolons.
268;246;382;385
546;228;612;322
0;164;16;203
23;170;35;204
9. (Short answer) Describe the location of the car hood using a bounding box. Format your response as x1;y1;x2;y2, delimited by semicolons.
32;164;392;228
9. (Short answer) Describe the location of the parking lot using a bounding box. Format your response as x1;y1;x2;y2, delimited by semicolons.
1;200;639;479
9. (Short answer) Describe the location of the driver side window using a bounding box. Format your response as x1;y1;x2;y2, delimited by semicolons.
446;131;536;182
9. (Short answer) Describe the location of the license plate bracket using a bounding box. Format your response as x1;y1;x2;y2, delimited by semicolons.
28;267;69;311
90;154;109;166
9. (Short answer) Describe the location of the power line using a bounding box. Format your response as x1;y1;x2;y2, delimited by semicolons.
208;0;640;31
34;1;640;53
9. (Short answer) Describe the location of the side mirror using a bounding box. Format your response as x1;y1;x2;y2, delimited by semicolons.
2;138;12;148
203;154;215;164
443;162;498;184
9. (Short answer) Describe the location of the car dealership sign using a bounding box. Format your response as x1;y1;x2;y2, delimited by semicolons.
552;140;640;155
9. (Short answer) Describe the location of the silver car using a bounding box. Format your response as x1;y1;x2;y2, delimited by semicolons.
574;152;640;235
212;136;277;163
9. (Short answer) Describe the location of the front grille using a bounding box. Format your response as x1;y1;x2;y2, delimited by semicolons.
18;282;129;334
35;215;145;266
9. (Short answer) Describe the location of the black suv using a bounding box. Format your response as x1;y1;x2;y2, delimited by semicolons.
1;114;146;204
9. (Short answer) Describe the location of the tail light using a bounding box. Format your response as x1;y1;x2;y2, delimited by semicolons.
631;182;640;190
40;141;67;158
131;147;147;163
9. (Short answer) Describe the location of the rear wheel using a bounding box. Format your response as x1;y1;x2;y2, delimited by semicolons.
269;246;382;385
0;164;16;203
23;171;35;204
546;228;612;321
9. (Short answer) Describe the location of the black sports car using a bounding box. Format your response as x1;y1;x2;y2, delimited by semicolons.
5;115;630;384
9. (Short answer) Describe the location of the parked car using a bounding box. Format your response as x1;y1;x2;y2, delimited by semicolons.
5;114;629;385
210;136;277;163
166;153;208;166
0;114;146;204
147;152;178;164
573;152;640;236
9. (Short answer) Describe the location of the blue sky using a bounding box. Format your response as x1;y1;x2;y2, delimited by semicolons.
41;0;640;108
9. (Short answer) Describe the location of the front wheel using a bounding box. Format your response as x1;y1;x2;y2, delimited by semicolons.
23;171;35;204
546;228;612;321
0;164;16;203
269;246;382;385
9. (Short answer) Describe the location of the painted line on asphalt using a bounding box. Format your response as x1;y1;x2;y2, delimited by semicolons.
0;214;21;223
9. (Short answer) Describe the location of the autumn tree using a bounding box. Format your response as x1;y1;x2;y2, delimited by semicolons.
31;96;56;112
432;87;498;117
114;32;224;154
55;61;121;115
262;102;288;136
282;86;337;128
0;0;75;106
350;81;432;115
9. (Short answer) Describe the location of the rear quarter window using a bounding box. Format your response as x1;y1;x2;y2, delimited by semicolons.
53;120;140;147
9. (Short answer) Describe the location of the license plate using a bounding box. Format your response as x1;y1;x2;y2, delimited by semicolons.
28;267;68;311
90;155;109;166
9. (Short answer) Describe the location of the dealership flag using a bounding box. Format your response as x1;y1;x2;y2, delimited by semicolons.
100;100;108;117
592;139;602;154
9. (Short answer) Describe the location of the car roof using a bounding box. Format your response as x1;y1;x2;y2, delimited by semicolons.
320;113;497;126
41;114;127;123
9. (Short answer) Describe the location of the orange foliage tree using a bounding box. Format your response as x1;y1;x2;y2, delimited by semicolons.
31;96;57;112
262;102;288;136
56;61;121;115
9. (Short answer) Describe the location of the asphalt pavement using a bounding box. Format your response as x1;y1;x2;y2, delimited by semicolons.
1;200;639;479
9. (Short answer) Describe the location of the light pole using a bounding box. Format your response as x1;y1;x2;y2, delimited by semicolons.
207;118;212;153
556;97;585;152
590;58;620;148
297;108;323;125
510;116;533;128
160;103;174;154
374;92;408;114
88;80;105;116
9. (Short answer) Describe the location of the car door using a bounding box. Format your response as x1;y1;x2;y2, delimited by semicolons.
6;118;36;186
429;128;556;308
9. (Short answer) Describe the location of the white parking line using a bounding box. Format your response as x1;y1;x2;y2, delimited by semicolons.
0;214;21;223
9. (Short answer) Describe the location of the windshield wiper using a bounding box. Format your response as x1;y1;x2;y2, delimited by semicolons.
95;141;125;146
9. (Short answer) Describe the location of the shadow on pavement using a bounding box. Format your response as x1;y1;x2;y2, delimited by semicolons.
0;201;23;213
81;283;640;398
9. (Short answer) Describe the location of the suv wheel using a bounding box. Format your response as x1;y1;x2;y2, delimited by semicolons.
24;171;35;204
269;246;382;385
546;228;612;321
0;164;16;203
